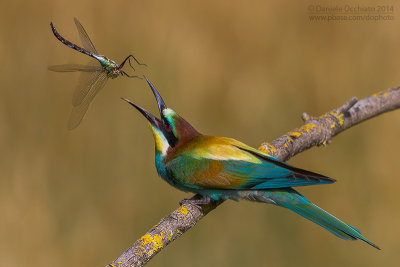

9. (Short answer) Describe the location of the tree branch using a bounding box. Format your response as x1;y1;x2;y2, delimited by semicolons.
106;87;400;267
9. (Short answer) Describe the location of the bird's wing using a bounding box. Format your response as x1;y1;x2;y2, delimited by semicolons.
166;137;335;190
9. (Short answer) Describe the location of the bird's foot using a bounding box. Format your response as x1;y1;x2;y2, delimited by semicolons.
179;197;211;206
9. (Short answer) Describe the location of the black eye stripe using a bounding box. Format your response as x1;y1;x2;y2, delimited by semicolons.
162;120;177;147
162;118;172;131
166;132;178;147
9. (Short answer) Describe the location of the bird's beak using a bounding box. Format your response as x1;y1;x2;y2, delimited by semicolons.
122;97;163;129
143;76;168;118
122;76;168;129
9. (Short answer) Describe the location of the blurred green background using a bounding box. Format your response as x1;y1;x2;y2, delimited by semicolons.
1;0;399;266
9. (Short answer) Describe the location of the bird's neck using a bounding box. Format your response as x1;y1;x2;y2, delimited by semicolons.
149;123;169;156
154;151;167;178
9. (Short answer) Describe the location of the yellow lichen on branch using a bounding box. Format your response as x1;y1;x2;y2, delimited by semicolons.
139;233;165;257
177;206;188;215
258;142;276;154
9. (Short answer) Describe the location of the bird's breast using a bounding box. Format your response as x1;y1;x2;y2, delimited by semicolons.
154;152;194;193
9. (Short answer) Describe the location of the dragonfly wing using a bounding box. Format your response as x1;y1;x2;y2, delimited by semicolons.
68;72;108;130
73;17;98;54
72;67;104;106
48;64;101;72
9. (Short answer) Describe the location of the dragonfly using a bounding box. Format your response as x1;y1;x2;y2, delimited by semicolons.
49;18;146;130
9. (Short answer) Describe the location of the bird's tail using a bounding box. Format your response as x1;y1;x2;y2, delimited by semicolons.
250;188;380;249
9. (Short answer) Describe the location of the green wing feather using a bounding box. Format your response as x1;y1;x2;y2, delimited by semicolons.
165;136;335;190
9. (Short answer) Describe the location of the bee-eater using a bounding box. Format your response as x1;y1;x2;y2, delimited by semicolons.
123;77;379;249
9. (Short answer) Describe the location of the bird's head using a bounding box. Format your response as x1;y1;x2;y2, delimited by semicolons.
123;77;200;156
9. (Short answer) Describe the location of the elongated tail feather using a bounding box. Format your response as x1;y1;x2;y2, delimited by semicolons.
252;189;380;249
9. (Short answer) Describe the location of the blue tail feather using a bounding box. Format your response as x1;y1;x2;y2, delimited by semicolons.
256;189;380;249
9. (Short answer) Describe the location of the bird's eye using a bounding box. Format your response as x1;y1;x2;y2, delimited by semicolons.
165;122;172;131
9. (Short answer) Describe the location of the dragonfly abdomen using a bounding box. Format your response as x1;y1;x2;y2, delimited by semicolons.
50;23;94;58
